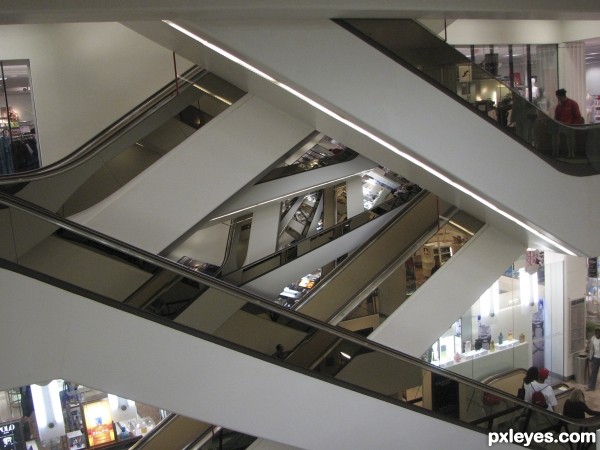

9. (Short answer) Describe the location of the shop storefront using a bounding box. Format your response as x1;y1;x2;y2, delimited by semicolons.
0;382;164;450
453;44;559;116
0;60;40;174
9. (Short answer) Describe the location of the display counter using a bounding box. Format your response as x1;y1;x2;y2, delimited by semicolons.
434;340;530;382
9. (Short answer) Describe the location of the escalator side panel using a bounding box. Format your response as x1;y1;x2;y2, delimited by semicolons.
0;267;505;450
132;415;211;450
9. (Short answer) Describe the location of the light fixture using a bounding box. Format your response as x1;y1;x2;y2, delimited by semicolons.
163;20;576;256
31;381;66;442
340;351;352;360
480;287;491;317
519;268;531;306
491;280;500;316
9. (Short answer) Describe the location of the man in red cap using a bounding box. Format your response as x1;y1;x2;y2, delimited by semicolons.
527;367;557;411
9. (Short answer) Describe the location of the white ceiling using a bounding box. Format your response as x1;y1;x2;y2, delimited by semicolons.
1;0;600;23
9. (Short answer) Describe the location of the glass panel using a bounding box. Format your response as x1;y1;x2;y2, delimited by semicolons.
533;44;559;117
0;192;597;447
0;60;39;173
511;45;529;98
338;19;600;176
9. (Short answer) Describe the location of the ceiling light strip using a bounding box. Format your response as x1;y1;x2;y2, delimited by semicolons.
163;20;575;256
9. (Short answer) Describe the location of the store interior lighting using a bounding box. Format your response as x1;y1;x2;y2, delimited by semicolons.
31;381;66;442
518;267;539;308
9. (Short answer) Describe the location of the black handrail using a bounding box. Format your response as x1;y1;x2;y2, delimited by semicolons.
0;190;596;438
0;65;208;184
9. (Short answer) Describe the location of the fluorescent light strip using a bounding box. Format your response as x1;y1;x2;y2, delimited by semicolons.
192;83;233;105
178;75;233;105
164;20;575;256
448;220;475;236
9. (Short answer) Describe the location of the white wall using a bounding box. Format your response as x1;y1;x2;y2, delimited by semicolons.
0;23;192;165
445;20;600;45
446;20;563;44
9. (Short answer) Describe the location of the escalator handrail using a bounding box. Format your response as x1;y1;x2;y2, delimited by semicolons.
0;65;207;185
0;190;594;430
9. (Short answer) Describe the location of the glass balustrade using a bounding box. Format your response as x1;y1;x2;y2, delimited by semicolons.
337;19;600;176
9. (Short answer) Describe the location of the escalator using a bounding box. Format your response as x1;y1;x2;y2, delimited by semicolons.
159;18;600;256
0;192;592;450
337;19;599;175
290;191;463;322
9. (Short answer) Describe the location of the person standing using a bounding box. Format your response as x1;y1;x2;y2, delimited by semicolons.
554;89;584;125
522;366;539;401
525;367;557;411
553;88;583;158
587;327;600;390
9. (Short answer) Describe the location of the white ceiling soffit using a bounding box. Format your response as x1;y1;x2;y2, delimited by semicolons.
1;0;600;24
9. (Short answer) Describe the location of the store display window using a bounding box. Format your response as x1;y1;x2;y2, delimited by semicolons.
425;251;557;382
453;44;558;114
586;257;600;331
0;60;40;174
0;381;166;450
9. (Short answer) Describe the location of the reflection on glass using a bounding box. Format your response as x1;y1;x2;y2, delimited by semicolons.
0;59;39;174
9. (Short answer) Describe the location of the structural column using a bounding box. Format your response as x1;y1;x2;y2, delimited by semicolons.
244;202;281;266
345;176;364;219
558;41;587;121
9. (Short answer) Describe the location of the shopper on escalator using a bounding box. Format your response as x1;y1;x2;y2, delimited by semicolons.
563;388;600;418
525;367;557;411
554;89;583;125
553;88;583;158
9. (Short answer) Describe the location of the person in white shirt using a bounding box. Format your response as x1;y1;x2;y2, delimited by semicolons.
525;367;557;411
587;327;600;390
